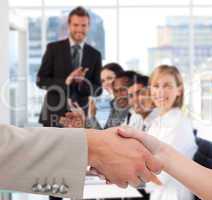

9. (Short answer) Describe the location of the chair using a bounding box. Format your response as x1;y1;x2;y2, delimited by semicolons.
193;129;212;200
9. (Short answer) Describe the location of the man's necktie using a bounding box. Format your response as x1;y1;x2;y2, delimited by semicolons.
71;45;81;69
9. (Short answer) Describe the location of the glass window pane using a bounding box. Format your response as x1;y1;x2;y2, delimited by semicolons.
45;8;117;62
191;8;212;127
119;8;189;74
119;0;190;6
10;9;45;125
9;0;42;7
193;0;212;5
44;0;117;7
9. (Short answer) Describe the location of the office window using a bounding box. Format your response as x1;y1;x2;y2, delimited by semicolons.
193;0;212;5
9;0;42;7
119;8;189;74
201;79;212;121
44;0;117;6
9;0;212;131
119;0;190;6
190;8;212;123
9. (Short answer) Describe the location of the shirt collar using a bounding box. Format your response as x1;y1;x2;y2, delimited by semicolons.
69;37;85;49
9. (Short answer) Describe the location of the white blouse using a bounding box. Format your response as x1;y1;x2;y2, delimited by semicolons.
122;108;159;131
146;108;197;200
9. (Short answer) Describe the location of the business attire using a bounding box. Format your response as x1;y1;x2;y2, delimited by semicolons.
146;108;197;200
122;108;159;132
86;99;129;129
37;38;102;127
0;124;87;199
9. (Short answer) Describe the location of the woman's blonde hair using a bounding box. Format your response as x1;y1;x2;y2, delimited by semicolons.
149;65;184;108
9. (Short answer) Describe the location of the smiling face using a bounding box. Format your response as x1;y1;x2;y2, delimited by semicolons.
68;15;89;43
101;69;116;94
128;84;144;113
113;77;129;109
128;84;154;116
150;73;182;115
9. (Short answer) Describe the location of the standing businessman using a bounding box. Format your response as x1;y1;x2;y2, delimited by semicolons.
37;6;102;127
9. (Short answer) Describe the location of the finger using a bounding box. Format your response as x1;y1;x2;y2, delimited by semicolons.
59;117;65;124
138;165;162;185
65;112;73;118
89;168;100;176
116;182;128;188
136;178;145;189
99;174;106;180
83;67;89;73
76;67;83;72
88;97;94;107
82;68;89;76
106;180;111;184
67;99;76;111
118;127;162;154
145;153;163;175
73;102;81;110
88;96;92;104
73;102;84;114
128;176;141;188
117;126;142;138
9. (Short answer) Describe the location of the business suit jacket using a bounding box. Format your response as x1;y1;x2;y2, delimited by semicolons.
0;124;87;199
36;38;102;127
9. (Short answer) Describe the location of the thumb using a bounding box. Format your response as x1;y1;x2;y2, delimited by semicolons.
83;68;89;73
117;126;162;155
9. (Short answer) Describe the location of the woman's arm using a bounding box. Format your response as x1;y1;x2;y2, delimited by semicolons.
118;127;212;200
160;143;212;200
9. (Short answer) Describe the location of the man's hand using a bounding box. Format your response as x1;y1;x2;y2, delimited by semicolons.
60;100;85;128
59;112;85;128
86;127;162;188
88;96;96;118
65;67;89;85
118;126;166;165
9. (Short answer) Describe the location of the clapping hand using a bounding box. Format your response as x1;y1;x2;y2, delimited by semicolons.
59;99;85;128
65;67;89;85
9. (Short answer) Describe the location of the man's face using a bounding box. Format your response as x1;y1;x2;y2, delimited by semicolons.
128;84;144;113
113;77;129;109
68;15;89;43
128;84;154;116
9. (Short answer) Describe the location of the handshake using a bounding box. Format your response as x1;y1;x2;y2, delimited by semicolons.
86;126;165;188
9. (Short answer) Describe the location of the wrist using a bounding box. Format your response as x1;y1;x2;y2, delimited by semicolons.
85;129;102;167
156;142;173;171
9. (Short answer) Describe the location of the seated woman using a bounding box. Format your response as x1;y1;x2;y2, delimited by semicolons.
143;65;197;200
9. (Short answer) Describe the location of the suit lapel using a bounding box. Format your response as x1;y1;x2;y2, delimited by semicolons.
81;44;90;69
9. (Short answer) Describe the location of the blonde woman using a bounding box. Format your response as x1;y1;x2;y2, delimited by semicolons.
142;65;197;200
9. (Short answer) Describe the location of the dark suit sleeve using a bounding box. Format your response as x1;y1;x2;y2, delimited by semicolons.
36;43;66;90
92;51;102;96
77;51;102;97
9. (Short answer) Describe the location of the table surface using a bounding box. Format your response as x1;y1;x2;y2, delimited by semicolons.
83;176;142;199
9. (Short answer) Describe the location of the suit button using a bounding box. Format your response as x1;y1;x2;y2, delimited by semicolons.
43;183;52;192
59;184;69;194
32;183;43;193
52;184;60;194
